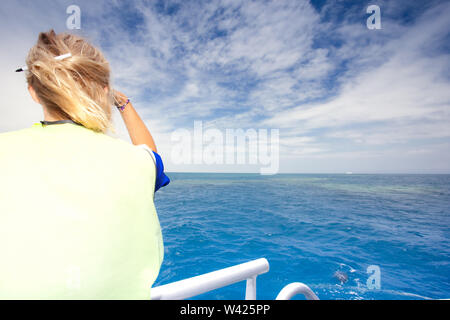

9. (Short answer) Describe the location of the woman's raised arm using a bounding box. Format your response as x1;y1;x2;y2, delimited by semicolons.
114;90;158;153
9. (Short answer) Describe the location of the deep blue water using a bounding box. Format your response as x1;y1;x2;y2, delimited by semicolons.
153;173;450;300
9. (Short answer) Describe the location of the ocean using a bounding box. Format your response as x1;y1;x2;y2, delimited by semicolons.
153;173;450;300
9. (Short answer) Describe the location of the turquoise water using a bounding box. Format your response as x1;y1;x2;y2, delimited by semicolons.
153;173;450;300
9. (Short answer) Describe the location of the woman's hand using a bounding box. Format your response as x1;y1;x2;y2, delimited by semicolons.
113;90;128;107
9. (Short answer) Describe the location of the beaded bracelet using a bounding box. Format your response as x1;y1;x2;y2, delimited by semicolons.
117;99;130;112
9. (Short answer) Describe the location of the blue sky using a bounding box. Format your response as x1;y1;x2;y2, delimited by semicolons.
0;0;449;173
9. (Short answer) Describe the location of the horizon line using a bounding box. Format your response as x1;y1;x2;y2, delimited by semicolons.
164;171;450;175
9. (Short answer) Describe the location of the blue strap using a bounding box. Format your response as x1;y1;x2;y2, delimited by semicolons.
152;151;170;192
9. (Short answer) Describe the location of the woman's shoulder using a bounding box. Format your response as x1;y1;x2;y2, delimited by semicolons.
0;126;146;163
95;134;158;169
0;127;35;143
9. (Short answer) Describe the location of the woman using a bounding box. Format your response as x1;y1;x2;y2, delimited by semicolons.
0;30;169;299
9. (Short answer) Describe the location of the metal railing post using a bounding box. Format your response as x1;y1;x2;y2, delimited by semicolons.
245;275;257;300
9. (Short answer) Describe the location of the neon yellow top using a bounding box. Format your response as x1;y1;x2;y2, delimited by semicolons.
0;122;164;299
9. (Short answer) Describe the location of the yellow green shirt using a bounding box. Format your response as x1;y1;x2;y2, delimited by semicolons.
0;122;164;299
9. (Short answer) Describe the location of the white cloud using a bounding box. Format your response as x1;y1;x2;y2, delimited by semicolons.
262;1;450;171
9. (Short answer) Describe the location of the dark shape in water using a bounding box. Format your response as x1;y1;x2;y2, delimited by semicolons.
333;271;348;284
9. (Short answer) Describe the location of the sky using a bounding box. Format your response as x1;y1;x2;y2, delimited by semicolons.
0;0;449;173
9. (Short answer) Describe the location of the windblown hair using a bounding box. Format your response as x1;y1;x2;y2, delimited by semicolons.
26;29;114;133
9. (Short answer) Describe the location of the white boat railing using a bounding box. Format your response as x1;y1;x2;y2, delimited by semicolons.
150;258;269;300
275;282;319;300
151;258;269;300
151;258;319;300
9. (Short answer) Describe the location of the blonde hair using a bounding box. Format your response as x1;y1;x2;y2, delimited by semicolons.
26;30;115;134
